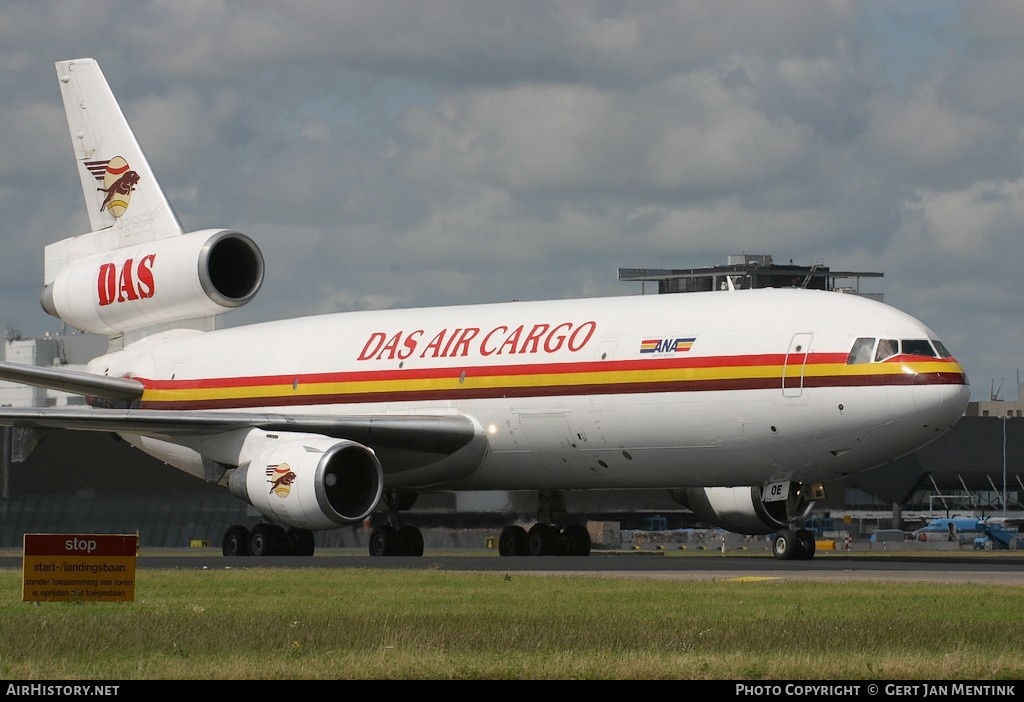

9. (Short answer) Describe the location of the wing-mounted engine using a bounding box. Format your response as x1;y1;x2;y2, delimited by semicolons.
228;435;384;531
669;484;815;535
40;228;263;336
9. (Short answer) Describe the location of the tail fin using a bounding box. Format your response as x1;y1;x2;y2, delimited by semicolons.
55;58;183;244
43;59;264;347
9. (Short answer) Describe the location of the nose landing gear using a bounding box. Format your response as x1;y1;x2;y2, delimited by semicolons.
771;527;816;560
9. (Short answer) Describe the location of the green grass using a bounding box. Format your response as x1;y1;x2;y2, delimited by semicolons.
1;567;1022;680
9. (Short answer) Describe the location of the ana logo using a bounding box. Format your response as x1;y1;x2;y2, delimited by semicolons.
267;464;297;498
639;337;696;354
86;156;140;219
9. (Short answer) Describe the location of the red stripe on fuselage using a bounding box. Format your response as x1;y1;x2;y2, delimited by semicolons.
140;352;853;392
134;366;968;411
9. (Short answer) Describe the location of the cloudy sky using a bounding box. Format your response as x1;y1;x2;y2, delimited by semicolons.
2;1;1023;401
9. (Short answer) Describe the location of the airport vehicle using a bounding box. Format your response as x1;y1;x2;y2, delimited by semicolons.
972;520;1020;550
0;58;970;560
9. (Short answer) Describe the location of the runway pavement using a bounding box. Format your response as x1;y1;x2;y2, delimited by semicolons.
6;549;1020;584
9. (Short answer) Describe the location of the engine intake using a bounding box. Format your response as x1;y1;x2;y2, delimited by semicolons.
229;437;384;530
197;230;264;308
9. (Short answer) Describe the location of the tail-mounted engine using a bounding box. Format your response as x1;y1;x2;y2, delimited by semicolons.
40;228;263;336
228;436;384;531
670;483;817;535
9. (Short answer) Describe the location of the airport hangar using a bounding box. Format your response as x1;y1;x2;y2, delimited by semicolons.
0;254;1020;547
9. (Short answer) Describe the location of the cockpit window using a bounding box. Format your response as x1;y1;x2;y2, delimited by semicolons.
901;339;937;357
848;337;952;364
846;338;875;365
874;338;898;362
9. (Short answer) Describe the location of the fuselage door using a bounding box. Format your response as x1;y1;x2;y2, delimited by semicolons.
782;333;813;397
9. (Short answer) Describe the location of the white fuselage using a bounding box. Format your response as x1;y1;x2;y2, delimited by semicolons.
89;287;970;492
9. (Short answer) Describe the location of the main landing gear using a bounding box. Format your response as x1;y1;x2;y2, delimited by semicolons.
497;490;592;557
770;527;816;560
221;523;316;557
367;490;425;557
368;523;425;556
364;489;594;557
497;522;591;556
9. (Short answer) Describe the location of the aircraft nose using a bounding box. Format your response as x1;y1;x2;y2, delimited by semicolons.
913;379;970;430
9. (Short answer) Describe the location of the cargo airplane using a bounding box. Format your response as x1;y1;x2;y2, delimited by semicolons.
0;58;970;560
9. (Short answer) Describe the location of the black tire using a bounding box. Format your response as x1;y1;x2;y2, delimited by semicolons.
222;525;250;557
249;523;285;557
796;529;816;560
369;525;399;557
498;525;528;556
561;524;592;556
771;528;797;560
288;528;316;557
397;525;424;556
527;523;559;556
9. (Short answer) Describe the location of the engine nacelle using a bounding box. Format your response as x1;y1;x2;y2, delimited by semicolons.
670;486;813;535
41;229;263;335
229;436;384;531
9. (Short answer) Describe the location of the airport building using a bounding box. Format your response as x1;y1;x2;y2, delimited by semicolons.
1;256;1021;547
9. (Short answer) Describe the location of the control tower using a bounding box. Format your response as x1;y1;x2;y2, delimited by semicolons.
618;253;884;301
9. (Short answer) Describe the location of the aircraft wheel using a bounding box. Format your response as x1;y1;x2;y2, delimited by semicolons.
527;523;559;556
288;528;316;557
561;524;592;556
498;525;528;556
771;528;798;560
796;529;816;560
397;525;424;556
250;523;286;557
222;525;250;557
369;525;399;557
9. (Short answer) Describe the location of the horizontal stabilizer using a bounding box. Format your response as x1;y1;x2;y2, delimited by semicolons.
0;360;143;403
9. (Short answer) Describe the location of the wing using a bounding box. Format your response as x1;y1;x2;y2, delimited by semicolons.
0;361;478;473
0;406;477;474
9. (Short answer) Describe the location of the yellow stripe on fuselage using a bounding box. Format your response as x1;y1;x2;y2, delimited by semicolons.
137;358;952;404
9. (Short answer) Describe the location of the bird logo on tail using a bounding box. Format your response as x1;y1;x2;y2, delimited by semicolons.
86;156;139;218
